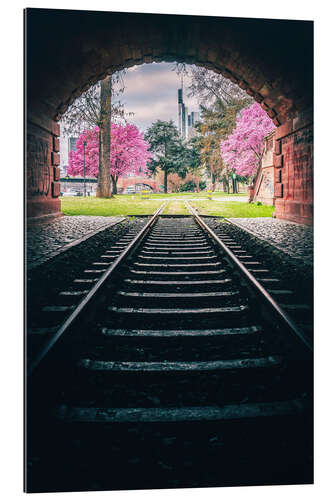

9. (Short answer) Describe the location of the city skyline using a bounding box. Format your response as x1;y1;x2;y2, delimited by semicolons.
60;62;200;172
120;62;199;132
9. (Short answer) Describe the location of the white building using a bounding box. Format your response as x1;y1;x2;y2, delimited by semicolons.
59;123;78;177
187;111;200;139
177;89;200;140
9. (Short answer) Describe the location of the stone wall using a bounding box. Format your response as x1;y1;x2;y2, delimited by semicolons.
26;113;62;219
273;109;313;225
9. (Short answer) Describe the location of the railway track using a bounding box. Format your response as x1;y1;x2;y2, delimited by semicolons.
26;202;313;492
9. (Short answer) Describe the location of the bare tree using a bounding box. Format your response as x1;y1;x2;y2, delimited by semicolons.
61;71;130;197
61;71;127;136
187;65;250;107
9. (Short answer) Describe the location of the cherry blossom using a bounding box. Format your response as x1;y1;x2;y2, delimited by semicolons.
220;102;275;178
68;123;152;179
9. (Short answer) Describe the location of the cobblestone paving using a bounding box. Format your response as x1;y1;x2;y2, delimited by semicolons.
26;216;124;269
229;217;313;265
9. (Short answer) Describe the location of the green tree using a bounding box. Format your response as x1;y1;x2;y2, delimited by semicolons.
195;98;251;191
183;138;203;192
174;63;253;192
145;121;187;193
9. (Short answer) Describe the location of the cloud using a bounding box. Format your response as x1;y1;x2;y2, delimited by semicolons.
119;63;200;132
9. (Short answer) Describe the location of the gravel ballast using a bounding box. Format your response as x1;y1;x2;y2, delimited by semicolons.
227;218;313;266
203;217;313;321
26;215;125;270
27;217;148;314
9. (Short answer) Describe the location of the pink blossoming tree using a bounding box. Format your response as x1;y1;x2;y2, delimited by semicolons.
68;123;152;193
220;102;276;179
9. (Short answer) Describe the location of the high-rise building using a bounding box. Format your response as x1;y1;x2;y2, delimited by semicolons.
184;105;188;139
181;102;186;139
187;111;200;139
178;89;183;137
177;89;199;140
191;111;200;126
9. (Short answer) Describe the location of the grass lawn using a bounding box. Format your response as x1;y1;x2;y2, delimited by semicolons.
162;201;188;215
60;196;164;216
190;200;275;218
60;195;270;218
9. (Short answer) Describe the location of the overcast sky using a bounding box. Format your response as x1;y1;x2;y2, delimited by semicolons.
119;62;199;133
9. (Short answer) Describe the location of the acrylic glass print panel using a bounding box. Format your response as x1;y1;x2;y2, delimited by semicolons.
25;7;313;493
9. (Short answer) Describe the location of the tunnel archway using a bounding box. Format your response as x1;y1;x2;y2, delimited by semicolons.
26;9;313;223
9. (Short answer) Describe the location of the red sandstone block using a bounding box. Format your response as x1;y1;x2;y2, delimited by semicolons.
275;183;283;198
52;182;61;198
228;73;239;84
238;80;249;90
52;122;60;137
255;93;264;103
132;48;142;60
266;108;277;119
275;155;283;168
53;137;60;153
121;45;132;60
143;54;153;63
275;121;293;140
303;203;314;217
275;141;282;155
246;88;256;98
286;202;300;216
293;108;313;132
28;109;56;135
26;198;61;218
51;152;60;166
207;49;218;63
258;82;273;97
276;169;282;183
53;167;60;181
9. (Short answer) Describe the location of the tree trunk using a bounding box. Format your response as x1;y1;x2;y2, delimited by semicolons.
211;173;216;192
164;169;168;193
196;176;199;192
97;76;112;198
111;175;118;194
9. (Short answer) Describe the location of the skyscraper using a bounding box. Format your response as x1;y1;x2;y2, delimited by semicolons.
177;89;199;140
178;89;183;137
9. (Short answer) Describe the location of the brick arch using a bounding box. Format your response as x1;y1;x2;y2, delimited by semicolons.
52;57;285;127
117;177;160;193
28;10;312;126
26;9;313;222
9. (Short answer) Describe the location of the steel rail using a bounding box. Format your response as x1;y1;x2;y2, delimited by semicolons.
185;201;313;352
28;202;167;375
